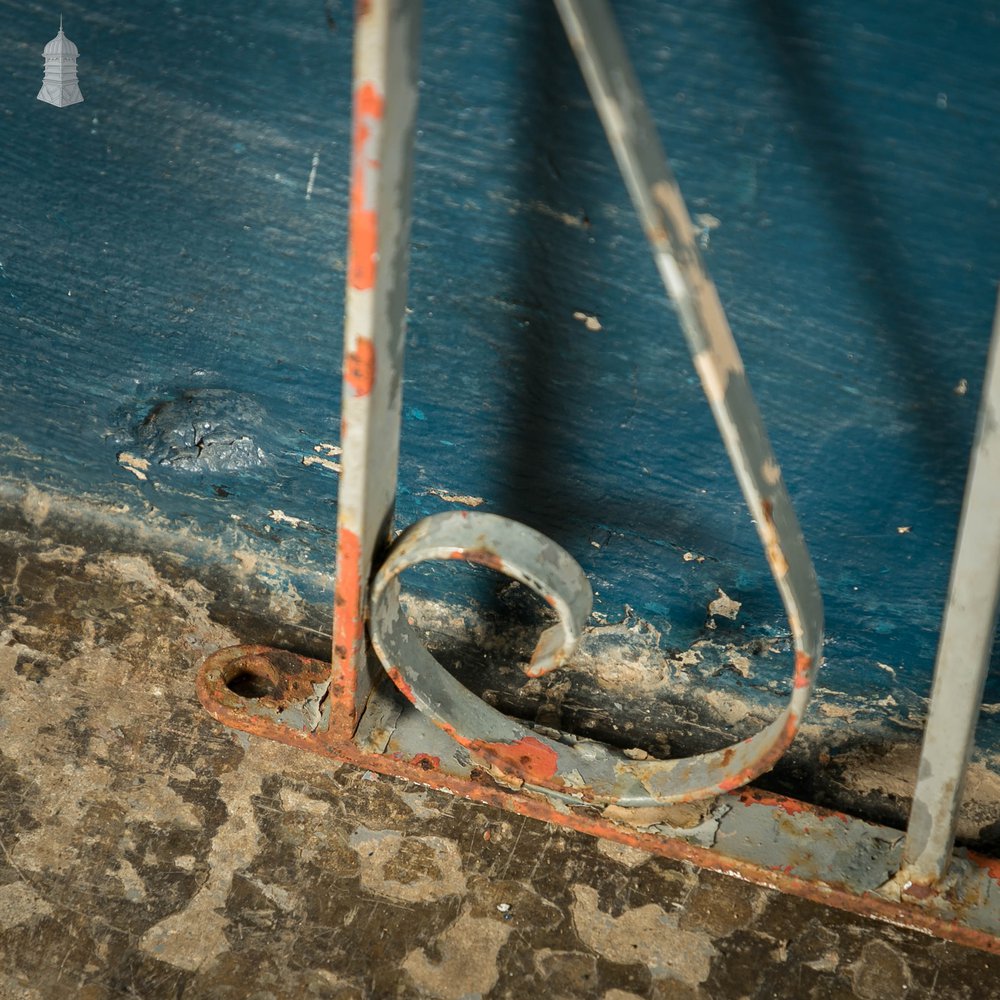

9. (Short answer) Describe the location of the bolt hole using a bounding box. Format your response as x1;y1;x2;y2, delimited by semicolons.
223;656;279;700
226;671;275;699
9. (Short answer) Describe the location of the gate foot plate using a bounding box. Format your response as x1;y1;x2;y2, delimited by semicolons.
198;644;1000;956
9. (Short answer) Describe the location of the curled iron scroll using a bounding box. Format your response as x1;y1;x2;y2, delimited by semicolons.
368;0;823;805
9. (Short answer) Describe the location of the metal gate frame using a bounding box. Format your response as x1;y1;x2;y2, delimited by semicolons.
197;0;1000;952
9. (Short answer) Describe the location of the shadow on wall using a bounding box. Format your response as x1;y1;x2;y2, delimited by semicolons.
494;4;724;561
499;2;591;542
752;0;972;482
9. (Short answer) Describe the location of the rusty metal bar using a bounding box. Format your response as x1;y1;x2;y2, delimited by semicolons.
555;0;822;784
362;0;823;805
329;0;421;738
901;290;1000;887
198;642;1000;956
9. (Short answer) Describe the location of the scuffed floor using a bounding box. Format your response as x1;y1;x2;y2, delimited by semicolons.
1;526;998;999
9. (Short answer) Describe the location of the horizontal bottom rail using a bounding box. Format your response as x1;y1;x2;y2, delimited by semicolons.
198;644;1000;955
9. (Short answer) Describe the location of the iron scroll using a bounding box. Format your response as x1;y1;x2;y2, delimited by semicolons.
366;0;824;806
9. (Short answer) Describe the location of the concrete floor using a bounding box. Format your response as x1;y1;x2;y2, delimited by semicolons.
1;520;999;999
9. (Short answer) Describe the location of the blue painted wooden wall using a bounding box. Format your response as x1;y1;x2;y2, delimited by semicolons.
2;1;999;754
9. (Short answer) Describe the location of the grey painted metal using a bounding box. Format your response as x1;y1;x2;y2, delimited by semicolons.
193;0;1000;952
330;0;421;737
557;2;821;769
367;0;824;803
369;506;802;804
901;290;1000;886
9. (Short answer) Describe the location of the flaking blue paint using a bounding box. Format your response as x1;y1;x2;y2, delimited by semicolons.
1;1;999;749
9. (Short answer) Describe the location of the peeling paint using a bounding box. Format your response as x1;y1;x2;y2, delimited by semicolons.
572;310;602;332
424;487;485;507
345;336;376;397
708;588;742;621
348;82;384;291
117;451;150;481
268;509;311;529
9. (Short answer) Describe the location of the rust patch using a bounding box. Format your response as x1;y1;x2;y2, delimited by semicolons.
348;81;384;291
759;499;790;578
386;665;417;705
902;882;937;901
332;527;362;716
409;753;441;771
794;651;813;689
468;735;560;783
346;337;376;397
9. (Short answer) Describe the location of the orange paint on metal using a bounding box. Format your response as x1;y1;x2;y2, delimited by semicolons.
386;665;417;705
794;651;813;689
346;337;376;396
718;767;755;794
967;853;1000;888
746;793;807;816
333;527;362;694
470;735;560;782
348;82;384;291
458;548;506;573
718;712;799;793
739;788;851;823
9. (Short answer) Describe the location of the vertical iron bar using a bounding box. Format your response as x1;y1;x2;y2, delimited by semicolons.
902;289;1000;885
328;0;421;738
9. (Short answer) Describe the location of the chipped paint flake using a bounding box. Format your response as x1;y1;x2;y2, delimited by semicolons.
708;589;741;621
117;452;150;481
424;487;485;508
572;310;602;332
302;455;342;473
303;442;343;473
268;509;310;529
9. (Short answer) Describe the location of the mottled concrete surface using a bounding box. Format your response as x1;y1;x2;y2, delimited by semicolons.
1;524;999;999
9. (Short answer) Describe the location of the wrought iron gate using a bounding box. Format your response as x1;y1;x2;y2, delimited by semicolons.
197;0;1000;953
